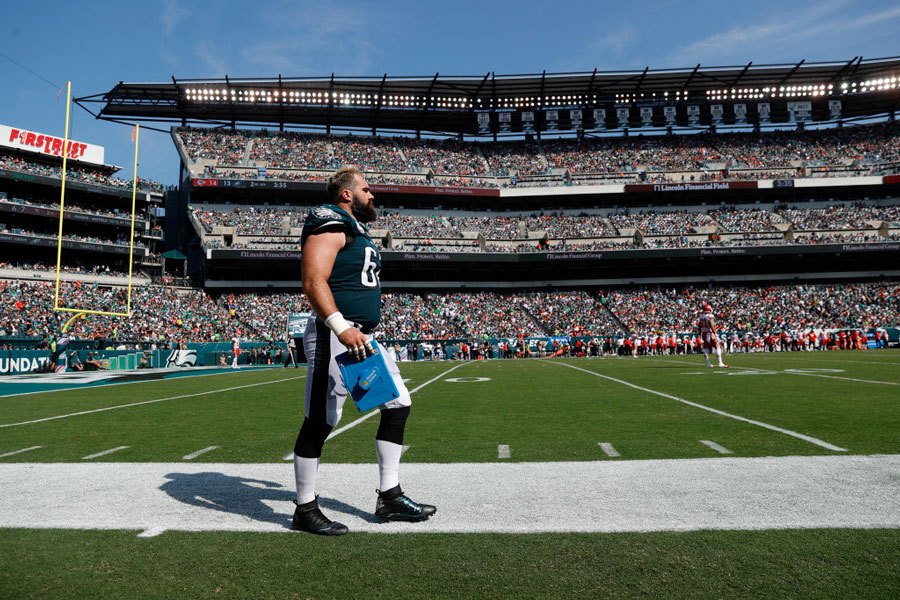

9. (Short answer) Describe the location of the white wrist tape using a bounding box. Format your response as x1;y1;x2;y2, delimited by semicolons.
324;311;352;336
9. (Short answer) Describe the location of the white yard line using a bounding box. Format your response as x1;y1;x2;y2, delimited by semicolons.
0;446;42;459
598;443;620;458
649;356;900;386
732;354;900;367
0;376;305;429
544;360;847;452
0;456;897;534
183;446;219;460
81;446;130;460
327;361;472;440
700;440;733;455
498;444;511;459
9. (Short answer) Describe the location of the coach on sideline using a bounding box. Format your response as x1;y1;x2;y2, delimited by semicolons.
290;166;436;536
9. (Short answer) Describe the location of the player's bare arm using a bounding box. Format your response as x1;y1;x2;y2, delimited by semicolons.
301;230;369;353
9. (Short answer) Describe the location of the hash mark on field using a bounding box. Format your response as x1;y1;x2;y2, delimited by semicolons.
0;446;42;458
82;446;129;460
138;527;166;538
283;452;294;461
182;446;219;460
498;444;510;459
402;445;411;456
700;440;733;455
599;443;620;458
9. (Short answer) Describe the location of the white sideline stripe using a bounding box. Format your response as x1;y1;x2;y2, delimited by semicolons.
327;361;472;440
544;360;848;452
2;456;897;534
599;443;620;457
0;376;305;429
183;446;219;460
138;527;166;538
82;446;129;460
0;446;42;458
498;444;510;459
700;440;733;455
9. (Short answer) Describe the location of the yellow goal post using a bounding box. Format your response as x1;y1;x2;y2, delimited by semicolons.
53;81;140;318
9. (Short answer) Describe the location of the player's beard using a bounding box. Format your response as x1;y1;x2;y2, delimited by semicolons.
351;196;377;223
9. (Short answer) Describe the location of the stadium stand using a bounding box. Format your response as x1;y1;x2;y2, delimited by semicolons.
173;121;900;188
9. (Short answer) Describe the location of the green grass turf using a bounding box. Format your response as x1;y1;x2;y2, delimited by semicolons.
0;352;897;462
1;352;898;598
0;528;897;599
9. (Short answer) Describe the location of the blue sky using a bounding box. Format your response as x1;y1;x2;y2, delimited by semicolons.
3;0;898;185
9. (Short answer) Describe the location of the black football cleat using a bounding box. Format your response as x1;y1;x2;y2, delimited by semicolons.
375;485;436;523
292;498;348;536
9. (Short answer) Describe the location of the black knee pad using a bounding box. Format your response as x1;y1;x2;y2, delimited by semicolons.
294;417;333;458
376;406;410;445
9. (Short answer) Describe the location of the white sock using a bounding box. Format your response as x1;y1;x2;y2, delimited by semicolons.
293;456;319;504
703;349;711;365
376;439;403;491
716;346;725;366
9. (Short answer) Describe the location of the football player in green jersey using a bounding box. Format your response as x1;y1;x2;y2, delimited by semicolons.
291;167;436;536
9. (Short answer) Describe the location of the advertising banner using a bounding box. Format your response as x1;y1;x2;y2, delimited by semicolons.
477;112;491;135
663;105;677;126
829;99;842;120
640;107;653;127
545;110;558;131
0;351;52;374
734;103;747;124
593;108;606;129
787;101;812;122
617;107;630;128
0;124;105;166
758;102;771;124
498;112;512;133
710;104;724;125
570;109;582;130
687;105;700;125
521;111;534;133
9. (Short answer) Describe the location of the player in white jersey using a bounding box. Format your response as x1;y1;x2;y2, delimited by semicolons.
698;303;728;368
231;335;240;369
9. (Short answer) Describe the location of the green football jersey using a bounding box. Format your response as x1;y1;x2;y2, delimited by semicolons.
301;204;382;329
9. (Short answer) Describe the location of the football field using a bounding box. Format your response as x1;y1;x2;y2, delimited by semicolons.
1;352;898;598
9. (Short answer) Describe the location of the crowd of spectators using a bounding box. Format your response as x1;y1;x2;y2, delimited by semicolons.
175;121;900;187
0;153;164;192
2;280;896;345
1;280;234;342
189;201;900;252
603;283;899;335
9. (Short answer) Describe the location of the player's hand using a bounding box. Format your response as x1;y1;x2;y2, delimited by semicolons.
337;329;374;361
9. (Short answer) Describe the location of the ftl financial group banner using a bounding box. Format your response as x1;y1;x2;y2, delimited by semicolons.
0;124;105;166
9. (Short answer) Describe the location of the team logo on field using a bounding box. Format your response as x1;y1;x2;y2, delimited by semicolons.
166;350;197;368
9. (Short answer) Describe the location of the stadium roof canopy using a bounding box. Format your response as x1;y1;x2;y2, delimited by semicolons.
77;56;900;136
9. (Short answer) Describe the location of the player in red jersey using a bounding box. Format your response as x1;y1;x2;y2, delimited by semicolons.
697;303;728;368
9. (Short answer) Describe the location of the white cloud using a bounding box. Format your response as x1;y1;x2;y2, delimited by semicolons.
161;0;191;37
194;42;229;78
237;2;378;76
665;0;899;65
